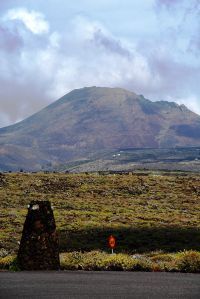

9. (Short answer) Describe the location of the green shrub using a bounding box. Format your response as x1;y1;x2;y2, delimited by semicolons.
177;250;200;273
1;250;200;273
60;251;154;271
0;255;15;269
130;258;153;272
150;253;179;271
151;253;174;263
60;252;83;270
79;251;108;270
60;250;200;272
9;257;20;271
154;260;179;272
99;254;135;271
0;248;9;258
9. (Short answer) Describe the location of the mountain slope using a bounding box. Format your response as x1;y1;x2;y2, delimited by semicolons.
0;86;200;171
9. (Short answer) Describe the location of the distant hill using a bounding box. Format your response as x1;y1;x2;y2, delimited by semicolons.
0;86;200;171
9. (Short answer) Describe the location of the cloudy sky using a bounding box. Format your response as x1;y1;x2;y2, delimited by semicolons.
0;0;200;127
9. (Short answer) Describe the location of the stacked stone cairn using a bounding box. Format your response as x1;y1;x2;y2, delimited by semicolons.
18;200;60;270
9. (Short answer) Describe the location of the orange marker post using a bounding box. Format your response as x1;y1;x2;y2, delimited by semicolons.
108;235;116;254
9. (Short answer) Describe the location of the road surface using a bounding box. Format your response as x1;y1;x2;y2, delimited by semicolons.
0;271;199;298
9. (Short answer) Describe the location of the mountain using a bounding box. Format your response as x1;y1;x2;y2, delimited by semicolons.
0;86;200;171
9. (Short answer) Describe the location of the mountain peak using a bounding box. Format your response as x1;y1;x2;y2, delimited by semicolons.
0;86;200;171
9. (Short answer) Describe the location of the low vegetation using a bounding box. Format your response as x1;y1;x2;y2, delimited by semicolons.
0;250;200;273
0;171;200;272
60;250;200;273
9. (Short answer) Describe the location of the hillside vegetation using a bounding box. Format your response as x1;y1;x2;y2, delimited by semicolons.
0;172;200;254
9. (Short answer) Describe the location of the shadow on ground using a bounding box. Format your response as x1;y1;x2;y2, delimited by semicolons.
59;226;200;253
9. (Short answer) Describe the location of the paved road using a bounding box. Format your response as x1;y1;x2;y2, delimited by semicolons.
0;271;199;299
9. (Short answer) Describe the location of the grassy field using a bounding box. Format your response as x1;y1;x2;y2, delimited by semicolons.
0;172;200;254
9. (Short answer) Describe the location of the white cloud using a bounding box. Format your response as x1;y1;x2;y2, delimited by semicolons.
42;16;154;100
0;5;200;128
4;8;49;34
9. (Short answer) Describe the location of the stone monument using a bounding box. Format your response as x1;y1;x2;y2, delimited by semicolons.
18;200;60;270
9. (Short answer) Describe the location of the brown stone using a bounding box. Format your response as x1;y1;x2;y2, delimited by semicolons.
17;201;60;270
